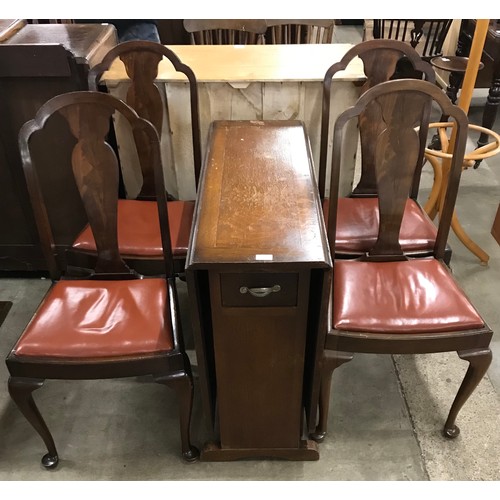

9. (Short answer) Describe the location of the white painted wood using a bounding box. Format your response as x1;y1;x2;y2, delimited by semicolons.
328;83;362;197
107;80;180;199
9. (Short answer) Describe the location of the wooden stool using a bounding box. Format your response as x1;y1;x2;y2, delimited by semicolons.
428;56;484;155
424;122;500;264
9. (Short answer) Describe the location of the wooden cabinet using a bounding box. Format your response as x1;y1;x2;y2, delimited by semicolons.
492;203;500;246
0;23;116;271
210;269;311;451
186;120;332;460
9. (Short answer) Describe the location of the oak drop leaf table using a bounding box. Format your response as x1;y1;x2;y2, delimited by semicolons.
186;120;332;461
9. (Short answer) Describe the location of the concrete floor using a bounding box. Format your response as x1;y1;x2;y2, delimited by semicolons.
0;25;499;486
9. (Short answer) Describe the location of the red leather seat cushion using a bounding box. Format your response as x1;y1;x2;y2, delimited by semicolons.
73;199;194;257
333;259;485;333
14;279;173;358
322;197;437;253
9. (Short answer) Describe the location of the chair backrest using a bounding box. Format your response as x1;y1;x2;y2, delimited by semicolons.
88;40;202;196
183;19;268;45
18;91;174;280
327;79;468;262
265;20;335;44
367;20;453;60
319;39;436;199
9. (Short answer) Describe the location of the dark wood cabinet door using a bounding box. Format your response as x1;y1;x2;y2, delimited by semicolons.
0;24;116;271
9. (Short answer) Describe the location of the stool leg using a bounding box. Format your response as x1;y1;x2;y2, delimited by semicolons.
451;211;489;265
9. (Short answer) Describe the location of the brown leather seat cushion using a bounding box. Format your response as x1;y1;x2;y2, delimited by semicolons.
14;279;173;358
322;197;437;253
333;259;485;333
73;199;194;257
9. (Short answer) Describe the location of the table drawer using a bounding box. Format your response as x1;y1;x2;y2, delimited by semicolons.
220;272;298;307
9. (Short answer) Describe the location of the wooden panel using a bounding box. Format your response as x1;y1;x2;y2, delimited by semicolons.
2;24;117;67
461;20;500;89
0;301;12;327
165;79;356;200
492;203;500;246
0;45;71;77
188;120;329;267
210;269;310;449
0;23;117;271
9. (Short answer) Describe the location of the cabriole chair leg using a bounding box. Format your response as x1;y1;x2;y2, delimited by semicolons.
8;376;59;468
156;372;200;462
311;350;354;443
443;348;492;438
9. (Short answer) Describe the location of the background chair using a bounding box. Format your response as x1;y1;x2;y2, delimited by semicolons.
6;91;199;467
312;78;492;442
67;41;202;277
364;20;453;80
265;20;335;44
318;39;451;262
365;20;453;61
183;19;268;45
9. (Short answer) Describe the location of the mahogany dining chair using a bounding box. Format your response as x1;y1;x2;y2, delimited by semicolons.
312;78;492;442
66;41;202;277
318;39;453;264
6;91;199;467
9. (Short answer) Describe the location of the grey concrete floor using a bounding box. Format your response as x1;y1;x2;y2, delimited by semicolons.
1;25;500;487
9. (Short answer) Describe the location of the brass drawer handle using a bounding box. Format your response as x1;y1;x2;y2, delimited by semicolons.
239;285;281;298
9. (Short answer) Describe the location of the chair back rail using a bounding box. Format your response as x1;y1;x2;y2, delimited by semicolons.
18;91;174;279
371;19;453;60
88;41;202;195
183;20;268;45
266;20;335;44
319;39;436;200
328;79;468;262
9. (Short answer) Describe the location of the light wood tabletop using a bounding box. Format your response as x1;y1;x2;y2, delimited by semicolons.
103;44;365;84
